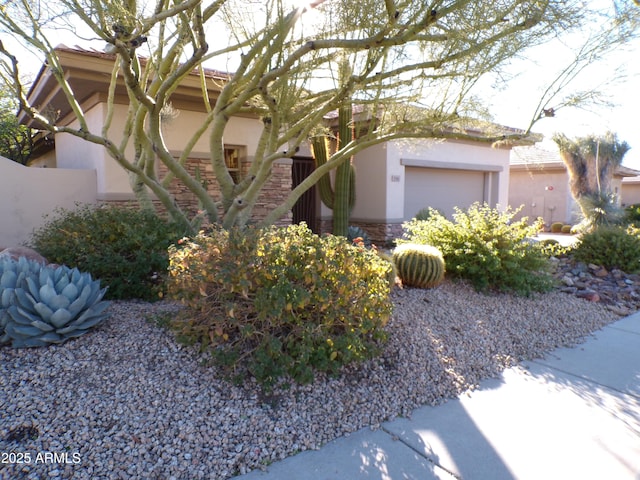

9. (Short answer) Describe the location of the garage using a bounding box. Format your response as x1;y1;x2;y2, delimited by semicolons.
403;166;490;220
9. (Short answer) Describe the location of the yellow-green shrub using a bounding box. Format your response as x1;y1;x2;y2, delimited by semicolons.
400;203;554;295
167;224;393;386
561;224;572;234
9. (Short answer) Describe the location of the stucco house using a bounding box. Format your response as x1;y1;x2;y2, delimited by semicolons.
21;46;292;227
19;46;535;243
509;144;640;227
621;177;640;207
346;133;530;241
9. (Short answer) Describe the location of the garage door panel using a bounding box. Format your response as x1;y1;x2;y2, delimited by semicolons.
404;167;485;220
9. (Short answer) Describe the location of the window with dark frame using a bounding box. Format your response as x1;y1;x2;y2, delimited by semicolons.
225;147;241;183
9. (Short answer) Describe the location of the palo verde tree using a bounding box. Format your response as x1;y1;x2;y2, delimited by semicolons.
554;131;631;228
0;0;637;232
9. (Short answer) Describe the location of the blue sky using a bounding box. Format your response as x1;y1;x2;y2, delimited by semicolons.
482;15;640;169
490;64;639;170
5;3;638;168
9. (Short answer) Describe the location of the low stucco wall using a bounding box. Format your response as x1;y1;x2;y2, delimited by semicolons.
0;157;97;247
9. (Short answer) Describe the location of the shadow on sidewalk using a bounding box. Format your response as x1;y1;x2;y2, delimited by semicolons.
384;379;517;480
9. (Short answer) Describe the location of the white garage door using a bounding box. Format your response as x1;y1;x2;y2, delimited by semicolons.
404;167;485;220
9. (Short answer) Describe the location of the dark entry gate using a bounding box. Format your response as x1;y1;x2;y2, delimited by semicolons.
291;156;317;233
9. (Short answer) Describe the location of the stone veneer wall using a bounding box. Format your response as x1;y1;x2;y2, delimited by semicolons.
318;219;403;246
138;158;294;226
97;198;169;215
354;221;404;246
250;162;293;226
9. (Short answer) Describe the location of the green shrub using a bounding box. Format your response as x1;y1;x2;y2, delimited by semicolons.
550;222;563;233
30;204;184;301
167;224;393;386
414;207;443;221
399;203;554;295
561;224;572;234
392;243;445;288
624;204;640;226
572;226;640;272
537;238;571;258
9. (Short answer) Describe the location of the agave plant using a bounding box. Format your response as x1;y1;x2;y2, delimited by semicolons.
347;225;372;247
0;257;44;345
4;264;110;348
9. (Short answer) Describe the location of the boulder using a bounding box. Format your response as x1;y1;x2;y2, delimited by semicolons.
594;267;609;278
575;289;600;302
0;246;48;264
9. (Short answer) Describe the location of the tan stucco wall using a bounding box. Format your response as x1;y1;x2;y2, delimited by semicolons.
346;143;389;222
0;156;97;246
321;139;511;226
54;104;267;200
509;169;628;226
621;180;640;206
161;110;265;157
611;177;623;204
55;103;117;195
28;151;56;168
508;168;575;225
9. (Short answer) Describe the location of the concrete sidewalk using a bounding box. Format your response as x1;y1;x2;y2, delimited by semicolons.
233;313;640;480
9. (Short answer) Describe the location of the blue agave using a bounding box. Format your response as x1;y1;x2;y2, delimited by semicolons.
0;257;44;345
3;263;110;348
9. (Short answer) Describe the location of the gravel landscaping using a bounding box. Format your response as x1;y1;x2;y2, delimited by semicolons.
0;280;624;479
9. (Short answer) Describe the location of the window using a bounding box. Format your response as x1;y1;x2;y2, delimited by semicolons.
225;147;241;183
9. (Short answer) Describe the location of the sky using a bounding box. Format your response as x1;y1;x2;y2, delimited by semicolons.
479;17;640;169
4;2;638;168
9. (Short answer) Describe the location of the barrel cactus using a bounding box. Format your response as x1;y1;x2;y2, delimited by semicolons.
392;243;445;289
0;257;44;345
3;264;110;348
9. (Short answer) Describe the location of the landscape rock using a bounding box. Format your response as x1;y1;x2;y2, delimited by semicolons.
0;246;48;264
575;289;600;302
552;257;640;315
594;267;609;278
561;276;574;287
0;286;621;480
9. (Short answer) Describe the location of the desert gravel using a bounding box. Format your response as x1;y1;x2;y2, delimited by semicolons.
0;281;621;479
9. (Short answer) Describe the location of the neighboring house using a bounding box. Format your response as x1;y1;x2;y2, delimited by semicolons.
18;46;534;244
509;144;640;227
621;177;640;207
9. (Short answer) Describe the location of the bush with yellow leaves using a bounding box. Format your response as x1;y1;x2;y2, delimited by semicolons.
167;223;393;386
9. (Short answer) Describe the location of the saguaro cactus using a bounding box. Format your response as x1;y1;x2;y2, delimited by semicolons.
311;103;355;237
